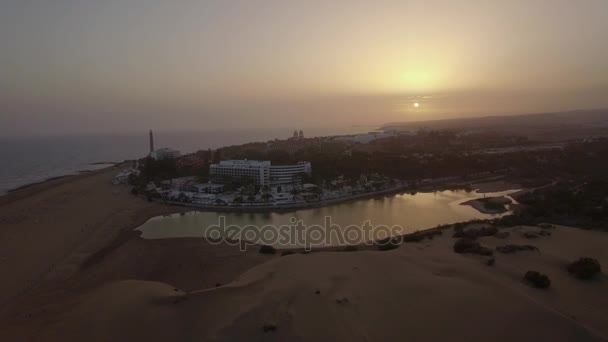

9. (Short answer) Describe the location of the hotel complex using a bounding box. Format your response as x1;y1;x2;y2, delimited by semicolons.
210;160;311;187
269;163;312;185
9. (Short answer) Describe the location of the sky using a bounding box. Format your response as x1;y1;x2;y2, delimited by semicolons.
1;0;607;135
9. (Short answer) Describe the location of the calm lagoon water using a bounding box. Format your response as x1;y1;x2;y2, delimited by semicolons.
136;189;519;248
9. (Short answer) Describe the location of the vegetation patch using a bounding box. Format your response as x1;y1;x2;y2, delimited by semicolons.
524;271;551;289
343;245;359;252
494;231;510;239
262;324;277;333
567;257;602;280
481;198;509;211
376;237;402;251
515;179;608;230
404;230;442;242
453;226;498;239
453;238;493;256
496;244;539;254
259;245;277;255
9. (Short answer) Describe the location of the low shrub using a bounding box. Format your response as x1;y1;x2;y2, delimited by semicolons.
496;244;539;254
377;237;402;251
567;257;601;280
259;245;277;255
404;230;442;243
281;250;295;256
483;200;505;211
524;271;551;289
453;238;493;256
494;231;510;239
262;324;277;332
453;226;498;239
343;245;359;252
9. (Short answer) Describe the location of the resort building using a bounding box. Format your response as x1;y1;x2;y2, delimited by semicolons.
154;147;181;160
269;162;311;185
210;160;271;186
210;160;312;187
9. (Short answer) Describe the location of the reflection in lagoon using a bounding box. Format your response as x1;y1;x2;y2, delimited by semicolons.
136;189;519;247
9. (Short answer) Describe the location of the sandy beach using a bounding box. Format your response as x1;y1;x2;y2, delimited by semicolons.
0;166;272;335
0;168;606;341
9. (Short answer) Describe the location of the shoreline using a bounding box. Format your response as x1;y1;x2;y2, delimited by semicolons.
160;185;411;213
149;177;521;214
1;161;122;197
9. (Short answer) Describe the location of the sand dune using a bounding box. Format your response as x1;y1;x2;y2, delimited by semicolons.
28;225;608;341
1;167;606;341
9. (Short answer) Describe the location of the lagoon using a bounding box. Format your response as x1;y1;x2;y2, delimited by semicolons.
136;189;518;248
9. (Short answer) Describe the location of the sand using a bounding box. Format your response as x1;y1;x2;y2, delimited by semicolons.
1;167;607;341
0;165;272;338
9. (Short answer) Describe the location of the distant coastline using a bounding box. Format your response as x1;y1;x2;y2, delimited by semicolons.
2;162;118;196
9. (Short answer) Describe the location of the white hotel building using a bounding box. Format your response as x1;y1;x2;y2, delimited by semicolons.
210;160;311;187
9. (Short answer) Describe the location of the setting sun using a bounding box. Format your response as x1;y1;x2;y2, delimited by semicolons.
414;103;420;108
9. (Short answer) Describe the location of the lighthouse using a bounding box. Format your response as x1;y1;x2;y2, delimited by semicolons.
149;130;155;155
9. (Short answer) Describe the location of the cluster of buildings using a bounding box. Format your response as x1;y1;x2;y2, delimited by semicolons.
335;130;414;144
209;159;312;187
125;129;409;207
145;159;315;206
176;149;220;170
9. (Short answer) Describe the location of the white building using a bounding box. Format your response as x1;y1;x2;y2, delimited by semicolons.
210;160;271;186
210;160;311;187
154;147;181;160
269;162;311;185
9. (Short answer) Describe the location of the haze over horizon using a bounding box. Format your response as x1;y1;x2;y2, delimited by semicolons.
2;0;608;136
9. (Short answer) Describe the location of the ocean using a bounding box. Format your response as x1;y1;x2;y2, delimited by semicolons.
0;126;374;194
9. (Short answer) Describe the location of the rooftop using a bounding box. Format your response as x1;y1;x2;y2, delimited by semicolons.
215;160;271;167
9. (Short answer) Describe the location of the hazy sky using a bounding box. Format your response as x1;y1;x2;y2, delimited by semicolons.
1;0;607;135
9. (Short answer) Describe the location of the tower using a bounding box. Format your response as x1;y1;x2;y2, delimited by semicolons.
293;130;298;138
149;130;155;153
299;130;304;139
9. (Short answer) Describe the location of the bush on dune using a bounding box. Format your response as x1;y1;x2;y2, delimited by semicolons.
404;230;442;243
567;258;602;280
376;237;402;251
453;238;493;256
496;244;539;254
453;226;498;239
524;271;551;289
259;245;277;255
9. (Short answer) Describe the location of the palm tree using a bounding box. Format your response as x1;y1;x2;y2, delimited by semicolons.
262;193;273;203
